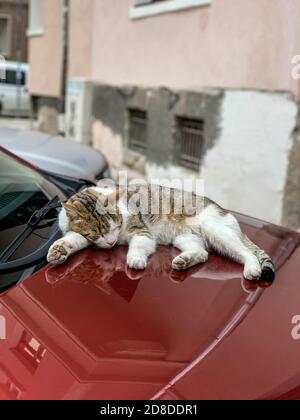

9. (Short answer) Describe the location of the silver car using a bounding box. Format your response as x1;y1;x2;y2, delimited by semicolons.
0;127;111;180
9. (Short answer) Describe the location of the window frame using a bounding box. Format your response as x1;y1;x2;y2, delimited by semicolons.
27;0;44;37
0;14;12;57
128;108;148;154
130;0;211;20
174;116;205;171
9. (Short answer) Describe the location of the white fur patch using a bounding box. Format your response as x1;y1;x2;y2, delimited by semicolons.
58;208;69;234
127;235;156;270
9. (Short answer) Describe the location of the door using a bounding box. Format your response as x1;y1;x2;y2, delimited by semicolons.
19;70;30;114
0;68;18;114
0;68;30;115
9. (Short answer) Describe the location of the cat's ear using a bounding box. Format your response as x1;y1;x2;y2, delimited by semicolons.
62;203;79;219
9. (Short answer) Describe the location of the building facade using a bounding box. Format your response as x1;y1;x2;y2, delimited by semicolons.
28;0;300;228
0;0;28;62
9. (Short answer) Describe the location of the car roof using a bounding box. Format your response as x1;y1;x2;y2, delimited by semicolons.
0;127;108;179
0;215;299;400
2;61;29;71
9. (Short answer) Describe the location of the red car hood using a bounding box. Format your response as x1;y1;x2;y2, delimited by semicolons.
0;214;299;400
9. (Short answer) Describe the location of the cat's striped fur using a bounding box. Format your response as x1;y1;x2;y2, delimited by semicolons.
47;184;275;281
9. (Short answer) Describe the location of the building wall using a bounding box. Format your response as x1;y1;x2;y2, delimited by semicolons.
92;85;298;224
283;106;300;230
28;0;64;97
87;1;300;226
68;0;94;80
199;91;298;224
31;0;300;99
0;0;28;62
28;0;300;227
90;0;300;99
147;90;298;224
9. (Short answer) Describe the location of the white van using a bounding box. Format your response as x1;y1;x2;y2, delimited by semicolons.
0;61;30;116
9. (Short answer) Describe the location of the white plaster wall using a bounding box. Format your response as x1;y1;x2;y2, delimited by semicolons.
146;163;201;192
147;90;298;224
200;91;297;223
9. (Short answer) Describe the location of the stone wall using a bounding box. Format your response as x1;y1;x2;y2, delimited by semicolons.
92;84;223;173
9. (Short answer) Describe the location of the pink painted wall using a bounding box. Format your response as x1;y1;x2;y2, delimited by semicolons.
68;0;94;79
28;0;64;97
29;0;300;99
90;0;300;98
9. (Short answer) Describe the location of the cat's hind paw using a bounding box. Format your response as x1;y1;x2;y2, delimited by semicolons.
47;240;72;265
172;250;208;271
172;254;191;270
127;254;147;270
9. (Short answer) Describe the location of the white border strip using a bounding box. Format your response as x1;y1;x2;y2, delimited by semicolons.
129;0;211;20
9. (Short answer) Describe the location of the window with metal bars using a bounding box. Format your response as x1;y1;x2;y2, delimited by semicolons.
174;117;204;171
128;109;148;153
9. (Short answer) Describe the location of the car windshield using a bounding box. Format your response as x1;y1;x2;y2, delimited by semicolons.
0;150;63;292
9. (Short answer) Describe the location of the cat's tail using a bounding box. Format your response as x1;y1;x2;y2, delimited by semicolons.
242;235;275;282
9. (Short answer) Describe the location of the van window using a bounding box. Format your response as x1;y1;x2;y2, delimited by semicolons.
2;69;26;86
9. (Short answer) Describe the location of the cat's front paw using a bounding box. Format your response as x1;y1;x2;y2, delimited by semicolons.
127;254;147;270
47;240;73;265
243;264;262;281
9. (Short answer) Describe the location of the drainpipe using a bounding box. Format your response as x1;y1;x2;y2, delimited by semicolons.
15;0;24;117
61;0;69;113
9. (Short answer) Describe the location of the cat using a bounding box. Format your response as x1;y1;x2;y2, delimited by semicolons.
47;183;275;282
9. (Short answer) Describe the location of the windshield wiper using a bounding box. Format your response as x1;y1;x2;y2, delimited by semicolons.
0;195;62;264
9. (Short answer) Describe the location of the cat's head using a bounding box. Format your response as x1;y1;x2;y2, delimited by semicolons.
63;188;123;249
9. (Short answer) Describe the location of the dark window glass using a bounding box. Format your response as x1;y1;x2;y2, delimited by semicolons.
128;109;148;153
4;69;25;86
0;152;58;292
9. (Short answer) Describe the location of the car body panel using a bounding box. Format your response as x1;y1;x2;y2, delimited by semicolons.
0;214;299;400
0;128;109;180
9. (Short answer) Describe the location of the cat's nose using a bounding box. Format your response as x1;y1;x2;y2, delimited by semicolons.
106;240;115;246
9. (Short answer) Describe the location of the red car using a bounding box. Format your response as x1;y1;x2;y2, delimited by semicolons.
0;147;300;400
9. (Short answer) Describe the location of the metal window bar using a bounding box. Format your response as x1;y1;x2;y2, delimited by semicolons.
175;118;204;171
128;109;148;153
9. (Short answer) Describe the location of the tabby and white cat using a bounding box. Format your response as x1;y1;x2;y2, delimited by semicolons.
47;184;275;281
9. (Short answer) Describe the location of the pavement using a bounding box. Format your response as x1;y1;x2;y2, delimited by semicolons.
0;117;31;131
